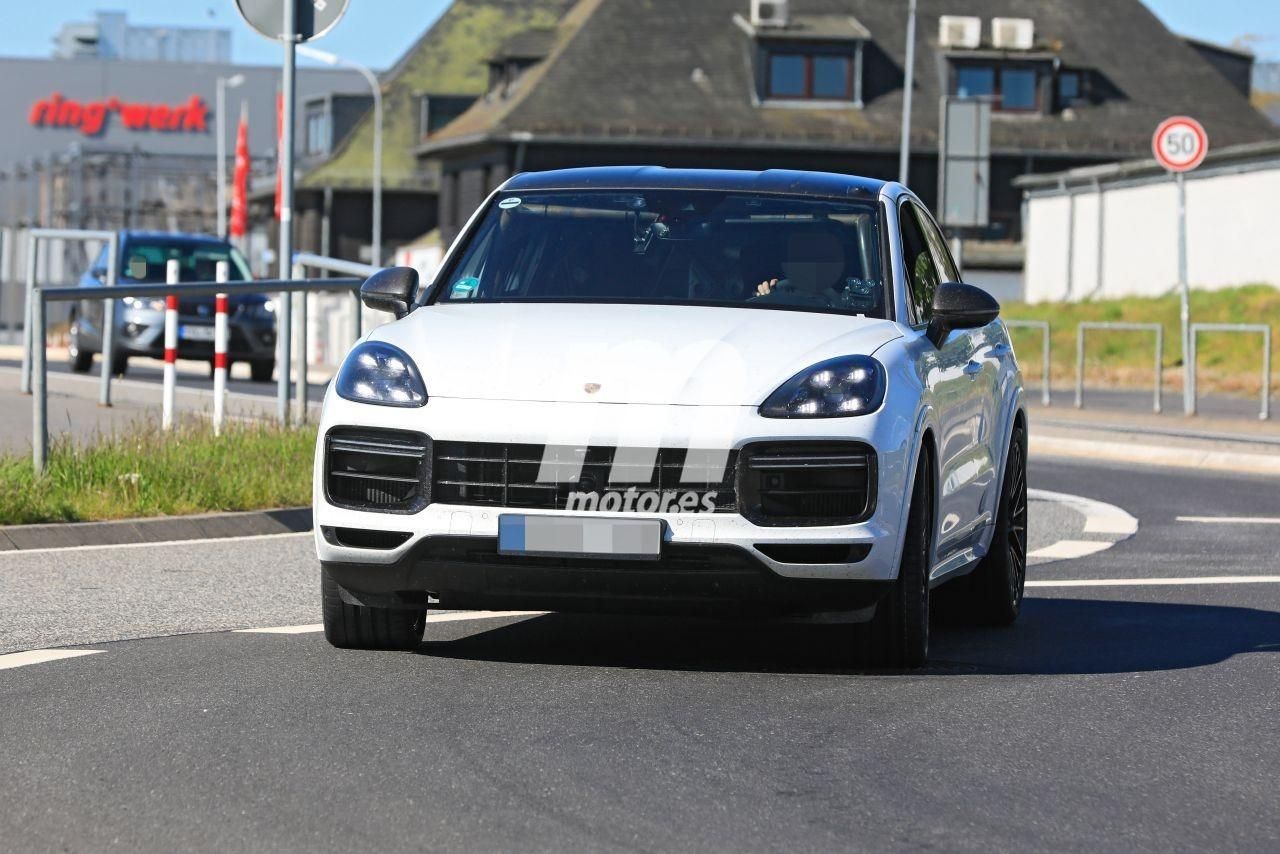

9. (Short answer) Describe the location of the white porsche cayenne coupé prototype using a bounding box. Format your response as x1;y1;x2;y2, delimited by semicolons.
314;167;1027;667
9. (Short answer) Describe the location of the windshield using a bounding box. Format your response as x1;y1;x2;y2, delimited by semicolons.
119;240;253;284
430;190;887;317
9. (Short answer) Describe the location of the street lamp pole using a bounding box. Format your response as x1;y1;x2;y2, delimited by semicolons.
215;74;245;238
297;45;382;271
898;0;917;186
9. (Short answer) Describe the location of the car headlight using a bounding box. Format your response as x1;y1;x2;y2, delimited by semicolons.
335;342;427;408
760;355;885;418
235;299;276;321
122;296;167;312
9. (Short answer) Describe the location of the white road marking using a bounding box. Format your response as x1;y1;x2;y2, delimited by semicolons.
1027;539;1114;560
1176;516;1280;525
0;531;311;558
1029;576;1280;587
0;648;102;671
1030;489;1139;536
234;610;547;635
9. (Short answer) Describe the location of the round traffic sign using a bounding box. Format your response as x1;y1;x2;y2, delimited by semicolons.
1152;116;1208;173
235;0;350;44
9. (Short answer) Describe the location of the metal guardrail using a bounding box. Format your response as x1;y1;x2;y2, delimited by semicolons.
1075;321;1164;413
21;228;120;406
30;276;363;474
1188;323;1272;421
290;253;379;422
1004;320;1051;407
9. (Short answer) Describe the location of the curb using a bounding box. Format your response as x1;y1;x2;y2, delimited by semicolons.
1030;434;1280;477
0;507;312;552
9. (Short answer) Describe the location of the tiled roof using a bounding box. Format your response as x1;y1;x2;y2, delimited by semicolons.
420;0;1276;160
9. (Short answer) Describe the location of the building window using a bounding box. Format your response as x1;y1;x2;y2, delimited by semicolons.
766;51;855;101
304;107;329;156
1057;71;1082;108
953;64;1041;111
419;95;477;138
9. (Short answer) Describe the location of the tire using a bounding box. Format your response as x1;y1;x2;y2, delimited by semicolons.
250;360;274;383
965;422;1028;625
110;353;129;378
67;313;94;373
321;568;426;651
854;451;933;669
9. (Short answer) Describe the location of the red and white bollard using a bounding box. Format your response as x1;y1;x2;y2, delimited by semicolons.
213;261;229;435
162;259;179;431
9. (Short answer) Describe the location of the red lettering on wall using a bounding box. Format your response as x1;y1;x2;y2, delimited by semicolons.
26;93;212;137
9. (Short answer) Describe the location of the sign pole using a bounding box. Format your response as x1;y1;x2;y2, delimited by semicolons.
1177;170;1192;416
277;0;296;426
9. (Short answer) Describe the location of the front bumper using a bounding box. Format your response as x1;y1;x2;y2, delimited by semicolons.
114;307;276;360
314;394;917;611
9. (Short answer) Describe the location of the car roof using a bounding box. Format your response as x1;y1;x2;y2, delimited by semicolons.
502;166;886;200
120;230;229;245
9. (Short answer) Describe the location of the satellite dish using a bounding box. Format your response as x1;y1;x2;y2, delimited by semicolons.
234;0;350;43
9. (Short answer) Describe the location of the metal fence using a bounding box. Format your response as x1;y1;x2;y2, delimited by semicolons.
29;275;364;474
1075;322;1164;413
1188;323;1272;421
1003;320;1051;406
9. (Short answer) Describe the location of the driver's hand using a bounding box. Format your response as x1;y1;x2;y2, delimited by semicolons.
756;278;779;296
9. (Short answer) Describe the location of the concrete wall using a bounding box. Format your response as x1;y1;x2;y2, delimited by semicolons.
1024;160;1280;302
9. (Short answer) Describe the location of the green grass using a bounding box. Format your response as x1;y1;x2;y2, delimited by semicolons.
0;418;317;526
1003;285;1279;396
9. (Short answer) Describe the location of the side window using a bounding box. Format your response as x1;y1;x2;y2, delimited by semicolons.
898;202;940;325
915;205;961;284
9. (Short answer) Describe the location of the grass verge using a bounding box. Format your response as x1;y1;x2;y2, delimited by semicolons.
0;416;316;526
1003;285;1279;396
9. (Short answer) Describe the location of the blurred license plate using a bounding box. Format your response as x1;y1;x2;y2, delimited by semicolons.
179;325;216;342
498;515;661;560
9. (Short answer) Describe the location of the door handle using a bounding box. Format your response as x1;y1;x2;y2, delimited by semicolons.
963;361;983;376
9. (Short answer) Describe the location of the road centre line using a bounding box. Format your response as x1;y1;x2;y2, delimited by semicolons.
1028;576;1280;587
0;649;102;671
1027;540;1114;560
1177;516;1280;525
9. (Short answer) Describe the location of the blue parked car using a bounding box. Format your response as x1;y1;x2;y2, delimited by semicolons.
68;231;277;381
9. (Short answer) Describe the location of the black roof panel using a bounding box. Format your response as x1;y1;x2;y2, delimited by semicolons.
503;166;887;199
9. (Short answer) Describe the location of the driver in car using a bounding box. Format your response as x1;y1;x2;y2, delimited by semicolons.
753;231;877;313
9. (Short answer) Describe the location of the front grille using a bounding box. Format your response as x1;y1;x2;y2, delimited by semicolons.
433;442;738;513
739;441;876;526
325;428;431;513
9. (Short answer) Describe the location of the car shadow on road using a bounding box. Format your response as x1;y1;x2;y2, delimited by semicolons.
418;597;1280;676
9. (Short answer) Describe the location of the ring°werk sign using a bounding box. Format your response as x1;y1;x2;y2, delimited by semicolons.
28;92;211;136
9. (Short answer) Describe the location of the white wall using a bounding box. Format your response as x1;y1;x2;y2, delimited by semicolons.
1024;163;1280;302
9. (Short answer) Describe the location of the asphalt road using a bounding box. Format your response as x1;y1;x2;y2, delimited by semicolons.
1;458;1277;852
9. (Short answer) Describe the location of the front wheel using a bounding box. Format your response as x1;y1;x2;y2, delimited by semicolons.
854;452;933;668
965;422;1028;625
250;360;274;383
67;314;94;373
321;569;425;651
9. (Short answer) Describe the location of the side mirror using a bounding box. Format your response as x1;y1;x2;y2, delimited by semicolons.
360;266;419;319
926;282;1000;347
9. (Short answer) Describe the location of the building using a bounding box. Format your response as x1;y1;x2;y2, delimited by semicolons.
415;0;1276;253
289;0;577;267
54;10;231;64
1017;140;1280;302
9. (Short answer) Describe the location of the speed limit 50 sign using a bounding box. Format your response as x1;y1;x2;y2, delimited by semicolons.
1153;116;1209;173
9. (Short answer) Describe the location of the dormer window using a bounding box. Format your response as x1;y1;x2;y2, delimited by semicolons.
768;51;855;100
736;9;869;108
419;94;476;139
951;62;1043;112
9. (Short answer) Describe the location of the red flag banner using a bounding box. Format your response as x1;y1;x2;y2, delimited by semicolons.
274;91;283;221
229;103;249;239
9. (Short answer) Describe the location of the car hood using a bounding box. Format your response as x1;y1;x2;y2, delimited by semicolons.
372;303;902;406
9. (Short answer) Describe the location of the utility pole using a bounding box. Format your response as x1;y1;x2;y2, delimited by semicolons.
898;0;917;186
